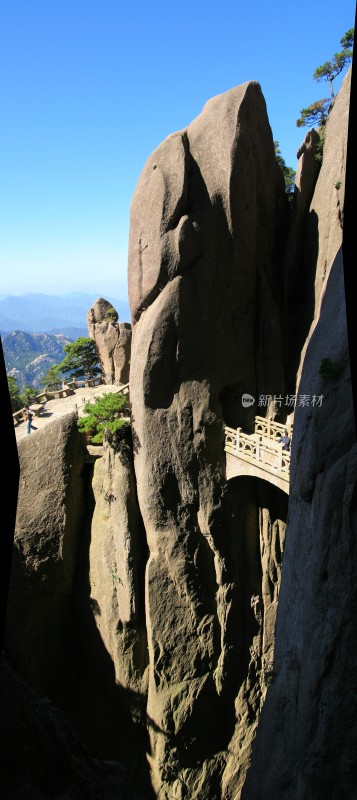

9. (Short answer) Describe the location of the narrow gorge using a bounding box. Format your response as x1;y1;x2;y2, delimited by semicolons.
2;69;355;800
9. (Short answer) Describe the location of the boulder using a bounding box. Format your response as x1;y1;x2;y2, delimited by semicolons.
128;80;286;796
87;298;131;385
5;412;86;703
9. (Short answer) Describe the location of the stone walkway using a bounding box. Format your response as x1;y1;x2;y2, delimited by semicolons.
15;384;124;442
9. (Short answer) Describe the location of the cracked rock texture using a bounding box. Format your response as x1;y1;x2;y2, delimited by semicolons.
5;412;86;704
283;127;320;392
5;416;152;797
294;69;351;389
5;71;353;799
128;81;287;798
89;434;148;695
242;68;356;800
242;249;357;800
87;297;131;384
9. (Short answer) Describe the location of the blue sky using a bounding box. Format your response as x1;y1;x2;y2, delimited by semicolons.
0;0;354;300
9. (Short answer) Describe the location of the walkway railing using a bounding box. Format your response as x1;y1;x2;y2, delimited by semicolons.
254;415;293;441
64;376;104;390
12;378;130;426
225;424;291;484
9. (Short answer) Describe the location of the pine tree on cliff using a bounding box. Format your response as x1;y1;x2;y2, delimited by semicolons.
314;28;354;100
296;28;354;129
57;337;102;381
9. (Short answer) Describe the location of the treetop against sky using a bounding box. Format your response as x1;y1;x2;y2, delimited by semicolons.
0;0;354;298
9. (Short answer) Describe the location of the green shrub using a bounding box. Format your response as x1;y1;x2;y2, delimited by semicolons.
77;392;129;444
315;124;326;163
105;306;118;323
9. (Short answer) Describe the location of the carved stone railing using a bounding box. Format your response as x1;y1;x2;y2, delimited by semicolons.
254;415;293;442
225;424;290;486
12;377;129;427
64;376;104;390
118;382;130;396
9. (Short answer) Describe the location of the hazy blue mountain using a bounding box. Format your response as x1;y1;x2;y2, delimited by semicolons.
3;331;73;390
0;292;130;333
47;326;88;339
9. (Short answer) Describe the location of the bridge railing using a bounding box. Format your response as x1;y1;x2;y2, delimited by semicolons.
254;415;293;441
225;426;290;477
117;382;130;396
12;377;128;426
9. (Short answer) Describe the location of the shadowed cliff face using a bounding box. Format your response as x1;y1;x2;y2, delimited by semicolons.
0;657;147;800
128;81;287;797
4;70;353;800
5;412;87;705
4;414;153;798
242;69;356;800
284;70;351;396
242;248;357;800
283;128;321;394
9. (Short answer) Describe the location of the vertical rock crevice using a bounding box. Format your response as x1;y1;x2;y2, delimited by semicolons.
242;68;354;800
128;79;288;797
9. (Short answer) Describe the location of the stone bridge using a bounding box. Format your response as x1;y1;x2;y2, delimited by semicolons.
225;416;292;494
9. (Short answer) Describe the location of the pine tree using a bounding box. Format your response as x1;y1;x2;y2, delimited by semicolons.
296;28;354;129
57;337;102;381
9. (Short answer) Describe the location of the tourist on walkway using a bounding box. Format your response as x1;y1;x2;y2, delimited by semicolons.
23;405;33;435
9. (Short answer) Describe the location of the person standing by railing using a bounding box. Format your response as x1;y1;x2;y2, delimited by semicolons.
23;405;34;435
278;430;291;451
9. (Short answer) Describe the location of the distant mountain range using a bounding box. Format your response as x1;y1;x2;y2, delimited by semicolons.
1;291;131;390
0;291;130;336
3;331;73;390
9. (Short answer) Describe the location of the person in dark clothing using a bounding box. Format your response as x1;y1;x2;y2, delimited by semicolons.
278;429;291;451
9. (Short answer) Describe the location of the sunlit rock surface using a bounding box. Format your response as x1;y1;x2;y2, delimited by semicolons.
128;80;287;797
87;297;131;384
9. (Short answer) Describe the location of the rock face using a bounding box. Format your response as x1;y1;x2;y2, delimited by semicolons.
128;81;287;797
87;297;131;384
5;412;86;703
242;252;357;800
0;658;146;800
89;433;148;695
5;72;353;800
283;128;320;393
242;70;356;799
288;70;351;393
5;413;152;796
